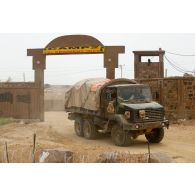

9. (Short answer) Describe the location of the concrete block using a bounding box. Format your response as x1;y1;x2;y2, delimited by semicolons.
39;149;73;163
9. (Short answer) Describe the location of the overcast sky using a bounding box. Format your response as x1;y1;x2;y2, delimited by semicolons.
0;33;195;85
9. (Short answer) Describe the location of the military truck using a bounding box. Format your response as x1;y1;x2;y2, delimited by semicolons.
65;78;169;146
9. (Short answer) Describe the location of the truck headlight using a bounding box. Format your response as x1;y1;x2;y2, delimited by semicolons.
139;110;146;119
124;111;131;119
135;124;139;129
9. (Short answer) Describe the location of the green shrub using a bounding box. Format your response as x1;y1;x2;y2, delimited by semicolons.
0;118;14;126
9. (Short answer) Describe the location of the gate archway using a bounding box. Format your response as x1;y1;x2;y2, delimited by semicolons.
27;35;125;121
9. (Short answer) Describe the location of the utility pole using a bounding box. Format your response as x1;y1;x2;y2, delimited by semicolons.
23;72;26;82
119;64;125;78
165;69;168;77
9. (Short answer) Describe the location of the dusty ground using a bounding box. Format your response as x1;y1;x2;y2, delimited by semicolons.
0;112;195;163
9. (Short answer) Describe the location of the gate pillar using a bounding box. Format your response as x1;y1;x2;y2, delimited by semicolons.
28;49;46;121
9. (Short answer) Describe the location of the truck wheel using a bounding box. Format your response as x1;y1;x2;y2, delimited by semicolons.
145;128;164;143
74;117;84;137
83;119;99;139
111;124;132;146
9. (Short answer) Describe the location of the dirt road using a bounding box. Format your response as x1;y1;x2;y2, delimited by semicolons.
0;112;195;162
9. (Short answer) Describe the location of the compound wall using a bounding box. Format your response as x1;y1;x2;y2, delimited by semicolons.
0;82;40;119
137;77;195;120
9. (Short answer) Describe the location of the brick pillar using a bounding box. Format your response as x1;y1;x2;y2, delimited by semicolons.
33;54;46;121
104;46;125;79
106;66;115;79
159;52;164;78
134;54;140;79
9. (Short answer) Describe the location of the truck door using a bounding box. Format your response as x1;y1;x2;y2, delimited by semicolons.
104;87;117;116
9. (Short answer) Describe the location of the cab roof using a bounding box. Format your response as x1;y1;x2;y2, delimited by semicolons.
107;83;147;88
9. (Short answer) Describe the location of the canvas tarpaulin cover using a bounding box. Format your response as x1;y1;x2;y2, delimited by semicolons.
65;78;111;111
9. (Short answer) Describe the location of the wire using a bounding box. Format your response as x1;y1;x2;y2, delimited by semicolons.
165;51;195;56
166;55;194;71
166;56;192;70
166;55;195;67
164;55;193;74
165;56;188;73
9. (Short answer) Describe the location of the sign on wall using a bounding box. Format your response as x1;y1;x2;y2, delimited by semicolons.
43;46;105;55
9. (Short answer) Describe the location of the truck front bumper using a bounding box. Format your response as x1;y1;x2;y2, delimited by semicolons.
123;119;169;131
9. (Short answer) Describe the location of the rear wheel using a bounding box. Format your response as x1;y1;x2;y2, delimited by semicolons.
74;117;84;137
145;128;164;143
111;124;133;146
83;118;99;139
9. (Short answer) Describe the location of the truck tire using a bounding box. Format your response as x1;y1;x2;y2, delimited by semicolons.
145;128;164;143
111;124;132;146
74;117;84;137
83;119;99;140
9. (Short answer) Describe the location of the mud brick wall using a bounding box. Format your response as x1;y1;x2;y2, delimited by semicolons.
136;62;162;79
137;77;195;120
183;79;195;119
0;82;41;119
163;79;180;119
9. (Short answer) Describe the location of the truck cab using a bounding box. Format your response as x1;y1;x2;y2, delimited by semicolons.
101;83;169;146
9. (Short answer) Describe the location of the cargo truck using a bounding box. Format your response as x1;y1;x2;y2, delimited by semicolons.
65;78;169;146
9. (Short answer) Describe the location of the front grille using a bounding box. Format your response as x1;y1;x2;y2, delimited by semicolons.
134;108;164;122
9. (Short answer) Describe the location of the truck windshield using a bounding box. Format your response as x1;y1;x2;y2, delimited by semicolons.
117;85;152;103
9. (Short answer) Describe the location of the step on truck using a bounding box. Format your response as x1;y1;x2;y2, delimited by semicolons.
65;78;169;146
